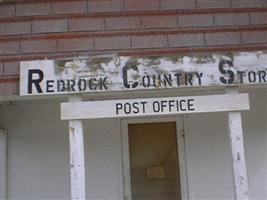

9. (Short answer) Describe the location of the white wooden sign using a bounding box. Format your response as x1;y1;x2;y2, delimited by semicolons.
61;94;249;120
20;51;267;96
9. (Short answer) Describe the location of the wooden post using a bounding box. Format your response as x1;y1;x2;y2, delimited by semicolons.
68;96;86;200
0;129;7;200
227;89;249;200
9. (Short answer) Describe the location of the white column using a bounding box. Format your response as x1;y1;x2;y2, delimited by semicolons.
227;89;249;200
68;96;86;200
0;129;7;200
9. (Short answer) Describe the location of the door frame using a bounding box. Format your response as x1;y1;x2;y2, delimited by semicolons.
121;116;189;200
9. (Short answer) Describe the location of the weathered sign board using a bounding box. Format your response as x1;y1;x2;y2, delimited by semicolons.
61;94;249;120
20;51;267;96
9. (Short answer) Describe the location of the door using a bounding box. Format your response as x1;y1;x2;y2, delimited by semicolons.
128;122;182;200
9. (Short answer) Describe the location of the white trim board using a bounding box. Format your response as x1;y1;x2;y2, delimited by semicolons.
0;129;6;200
61;94;250;120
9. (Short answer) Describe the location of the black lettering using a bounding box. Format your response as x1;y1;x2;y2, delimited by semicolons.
174;73;182;86
132;102;139;114
176;100;180;111
219;60;234;84
185;73;193;86
100;77;108;90
124;103;131;114
180;100;186;111
46;80;54;93
237;71;245;84
140;101;147;113
153;75;164;88
122;62;138;89
57;80;66;92
142;76;150;88
195;73;203;85
116;103;123;115
28;69;44;94
153;101;160;112
78;79;86;91
161;100;167;112
168;100;175;112
163;74;172;87
89;78;97;90
248;71;256;82
67;80;76;92
258;70;266;83
152;75;157;87
188;99;195;111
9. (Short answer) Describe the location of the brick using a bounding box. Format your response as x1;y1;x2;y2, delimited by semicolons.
124;0;160;11
196;0;231;8
57;37;94;52
21;39;57;54
4;61;19;76
0;41;20;55
88;0;123;13
179;14;213;27
0;4;15;17
16;2;51;16
141;15;177;29
0;21;31;36
95;36;131;50
160;0;196;10
132;35;168;49
168;33;204;47
52;1;87;14
250;12;267;25
214;13;249;26
32;19;68;34
105;16;140;30
205;32;240;46
241;31;267;44
0;82;17;96
69;18;105;32
232;0;267;8
0;63;3;76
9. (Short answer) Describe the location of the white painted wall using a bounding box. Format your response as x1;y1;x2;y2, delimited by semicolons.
242;90;267;199
2;101;123;200
4;101;70;200
186;112;234;199
186;89;267;200
0;89;266;200
83;118;123;200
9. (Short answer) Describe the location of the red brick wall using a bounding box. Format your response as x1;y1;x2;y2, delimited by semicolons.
0;0;267;96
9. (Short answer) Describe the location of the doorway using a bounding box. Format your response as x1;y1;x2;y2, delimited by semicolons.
129;122;181;200
121;117;187;200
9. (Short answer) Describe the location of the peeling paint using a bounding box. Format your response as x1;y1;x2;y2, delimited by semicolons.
20;51;267;96
70;127;75;135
